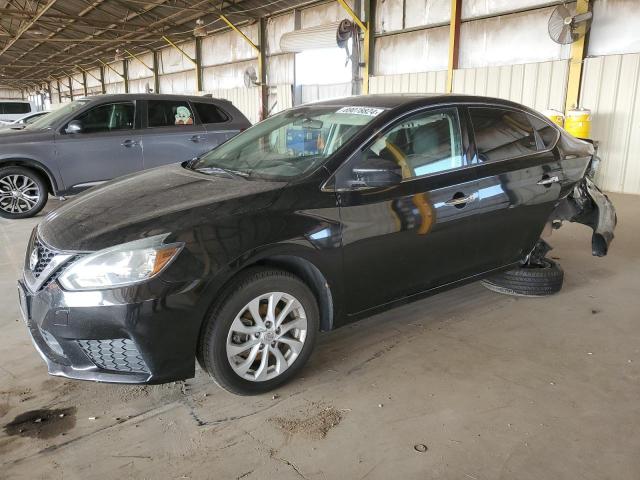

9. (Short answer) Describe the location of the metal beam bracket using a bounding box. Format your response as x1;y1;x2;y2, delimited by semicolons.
162;35;197;66
124;49;153;72
98;59;125;79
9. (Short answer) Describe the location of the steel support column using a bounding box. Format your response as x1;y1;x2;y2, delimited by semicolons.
338;0;372;94
195;37;203;92
100;66;106;94
258;17;268;118
153;50;160;94
123;60;129;93
447;0;462;93
565;0;590;111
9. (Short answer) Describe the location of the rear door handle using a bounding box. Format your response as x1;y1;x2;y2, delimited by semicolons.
190;135;206;143
445;192;478;207
537;175;560;186
121;139;139;147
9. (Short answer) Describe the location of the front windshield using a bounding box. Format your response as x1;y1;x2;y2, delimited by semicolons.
26;99;91;130
190;105;385;180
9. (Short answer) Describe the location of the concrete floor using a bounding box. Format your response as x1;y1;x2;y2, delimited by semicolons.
0;193;639;480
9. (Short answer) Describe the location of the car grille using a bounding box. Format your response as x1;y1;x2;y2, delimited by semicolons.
32;238;56;278
77;339;149;374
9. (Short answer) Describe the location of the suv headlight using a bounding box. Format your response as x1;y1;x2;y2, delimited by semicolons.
58;234;183;291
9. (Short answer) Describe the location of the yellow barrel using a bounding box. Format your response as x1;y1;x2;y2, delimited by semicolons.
543;109;564;127
564;108;592;139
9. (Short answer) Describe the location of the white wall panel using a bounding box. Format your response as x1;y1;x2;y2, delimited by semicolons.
209;86;261;124
201;24;258;66
369;70;447;94
128;52;154;80
203;59;259;90
459;7;570;68
301;1;352;29
271;84;293;115
375;0;404;33
159;41;195;74
267;53;295;85
375;26;449;75
452;60;568;112
580;54;640;194
588;0;640;56
300;82;351;104
128;77;153;94
103;62;124;85
86;68;101;88
405;0;451;29
0;88;22;99
266;13;295;55
158;71;196;94
105;82;125;94
461;0;562;19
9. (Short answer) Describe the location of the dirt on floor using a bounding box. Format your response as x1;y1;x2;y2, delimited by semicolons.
0;193;639;480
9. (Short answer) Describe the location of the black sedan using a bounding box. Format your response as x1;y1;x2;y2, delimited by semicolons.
18;95;616;395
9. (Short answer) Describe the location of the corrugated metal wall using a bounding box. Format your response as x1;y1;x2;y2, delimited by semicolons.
452;60;569;112
580;53;640;194
208;86;261;124
370;70;447;94
369;60;567;113
0;88;22;99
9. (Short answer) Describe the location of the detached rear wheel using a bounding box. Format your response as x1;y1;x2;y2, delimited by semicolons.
199;268;318;395
0;166;48;219
482;258;564;297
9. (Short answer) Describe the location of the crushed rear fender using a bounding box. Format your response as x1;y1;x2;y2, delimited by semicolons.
551;176;616;256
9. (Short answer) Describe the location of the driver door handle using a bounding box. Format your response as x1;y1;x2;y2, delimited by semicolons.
121;139;139;148
190;135;206;143
537;175;560;186
445;192;478;207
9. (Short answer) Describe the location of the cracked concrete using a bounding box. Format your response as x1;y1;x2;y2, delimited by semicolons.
1;193;639;479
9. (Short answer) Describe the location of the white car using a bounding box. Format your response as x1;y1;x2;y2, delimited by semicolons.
0;100;37;123
0;110;49;130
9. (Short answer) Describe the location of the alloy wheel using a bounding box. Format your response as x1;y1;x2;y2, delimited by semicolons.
226;291;308;382
0;174;41;214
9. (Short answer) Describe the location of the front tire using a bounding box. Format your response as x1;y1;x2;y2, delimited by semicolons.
0;166;48;219
482;258;564;297
199;267;319;395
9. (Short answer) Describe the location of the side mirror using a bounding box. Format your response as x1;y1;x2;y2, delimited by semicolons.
65;120;83;134
351;156;402;188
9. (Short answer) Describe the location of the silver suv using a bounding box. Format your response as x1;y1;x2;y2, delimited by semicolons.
0;94;251;219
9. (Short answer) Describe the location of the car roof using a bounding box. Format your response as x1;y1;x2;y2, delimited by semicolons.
309;94;541;114
77;93;231;103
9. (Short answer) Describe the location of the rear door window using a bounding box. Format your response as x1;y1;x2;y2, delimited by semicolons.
469;107;539;163
527;114;559;149
147;100;195;127
0;102;31;114
192;102;229;124
73;102;134;134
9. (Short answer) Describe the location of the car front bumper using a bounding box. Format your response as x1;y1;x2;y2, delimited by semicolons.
18;276;203;385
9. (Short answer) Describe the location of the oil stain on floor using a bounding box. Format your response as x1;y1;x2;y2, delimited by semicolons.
3;407;76;439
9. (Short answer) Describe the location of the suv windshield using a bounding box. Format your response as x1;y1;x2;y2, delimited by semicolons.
190;105;385;180
26;99;91;130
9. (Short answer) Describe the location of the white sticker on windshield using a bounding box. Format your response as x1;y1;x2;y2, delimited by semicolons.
336;106;385;117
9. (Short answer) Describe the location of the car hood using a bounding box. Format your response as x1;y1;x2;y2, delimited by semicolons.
0;127;52;143
39;163;287;251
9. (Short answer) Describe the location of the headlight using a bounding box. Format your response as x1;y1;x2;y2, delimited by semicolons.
58;234;183;291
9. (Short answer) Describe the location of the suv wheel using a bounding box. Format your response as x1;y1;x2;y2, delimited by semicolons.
482;258;564;297
199;267;319;395
0;166;48;219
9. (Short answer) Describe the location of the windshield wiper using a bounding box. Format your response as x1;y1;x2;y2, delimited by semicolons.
193;166;249;180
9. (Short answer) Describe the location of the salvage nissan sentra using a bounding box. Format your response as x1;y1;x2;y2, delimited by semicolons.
18;95;616;395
